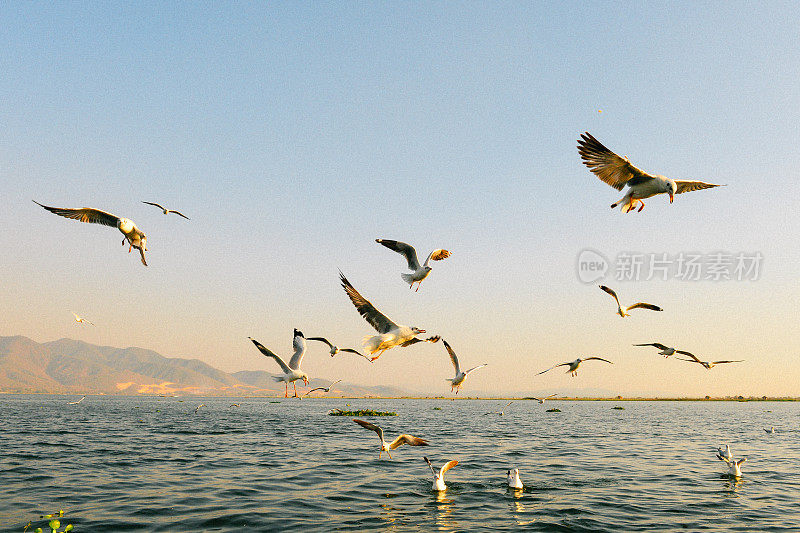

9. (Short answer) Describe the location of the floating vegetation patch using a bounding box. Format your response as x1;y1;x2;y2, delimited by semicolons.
612;406;625;410
329;408;397;417
546;408;561;412
24;509;73;533
433;407;442;410
269;401;281;404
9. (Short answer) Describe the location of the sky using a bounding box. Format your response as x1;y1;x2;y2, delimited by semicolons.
1;1;798;397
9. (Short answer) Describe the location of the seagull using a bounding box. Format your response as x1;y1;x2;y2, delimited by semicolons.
142;201;190;219
229;403;240;408
68;395;86;405
248;329;309;397
599;285;663;317
424;457;458;491
720;456;746;477
674;351;744;369
442;339;487;394
507;468;524;489
531;394;558;404
72;313;94;326
765;426;775;434
537;357;613;377
717;444;733;462
306;336;371;362
339;271;439;361
577;132;724;213
194;403;205;413
33;201;148;266
352;418;429;459
633;343;686;357
375;239;451;291
485;401;514;416
304;380;343;396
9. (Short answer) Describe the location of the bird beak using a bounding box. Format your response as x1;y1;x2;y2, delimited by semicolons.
419;329;426;334
669;191;674;203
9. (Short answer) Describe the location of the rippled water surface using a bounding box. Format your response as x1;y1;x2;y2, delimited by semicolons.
2;395;799;532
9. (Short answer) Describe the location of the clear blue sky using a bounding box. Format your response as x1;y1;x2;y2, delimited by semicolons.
2;2;798;396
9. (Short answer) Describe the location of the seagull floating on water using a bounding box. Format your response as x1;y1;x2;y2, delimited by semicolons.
424;457;458;491
352;418;429;459
720;456;746;477
484;401;514;416
68;395;86;405
375;239;451;291
531;394;558;404
72;313;94;326
248;330;309;397
577;132;724;213
674;351;744;369
507;468;524;489
599;285;662;317
34;201;148;266
304;380;342;396
339;272;439;361
538;357;613;377
442;339;487;394
633;343;686;357
306;336;371;362
142;201;190;219
765;426;775;434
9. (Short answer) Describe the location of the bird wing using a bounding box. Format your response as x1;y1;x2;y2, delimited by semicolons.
339;348;366;357
389;434;428;449
464;364;488;376
305;387;325;395
376;239;421;270
577;132;654;191
537;363;570;375
307;337;335;349
599;285;622;308
170;210;190;219
339;272;398;334
505;401;513;407
353;418;383;442
675;350;702;363
138;246;148;267
674;357;702;365
439;460;458;477
584;357;614;364
625;302;663;312
442;339;460;374
288;333;305;369
423;456;437;476
248;337;291;373
142;201;166;210
674;181;723;194
423;248;452;267
400;335;440;347
711;360;744;364
34;202;120;228
634;343;671;350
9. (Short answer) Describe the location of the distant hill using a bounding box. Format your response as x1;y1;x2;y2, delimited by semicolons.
0;335;407;397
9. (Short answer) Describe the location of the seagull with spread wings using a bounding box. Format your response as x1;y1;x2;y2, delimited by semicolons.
441;339;487;394
578;132;723;213
352;418;429;459
72;313;94;326
484;401;514;416
633;343;684;357
531;393;558;404
248;330;309;397
304;380;342;396
34;201;148;266
600;285;663;317
424;457;459;491
674;351;744;369
375;239;451;291
142;201;190;219
306;336;371;362
339;271;439;361
68;395;86;405
537;357;613;377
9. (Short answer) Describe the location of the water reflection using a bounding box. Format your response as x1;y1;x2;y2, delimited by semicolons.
432;490;458;530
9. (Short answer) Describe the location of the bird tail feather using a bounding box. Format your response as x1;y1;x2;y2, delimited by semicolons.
362;334;383;354
401;273;414;285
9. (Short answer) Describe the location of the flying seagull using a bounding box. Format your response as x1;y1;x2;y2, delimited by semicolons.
68;395;86;405
352;418;428;459
34;201;148;266
339;271;439;361
484;401;514;416
531;393;558;404
248;329;309;397
304;380;342;396
633;343;687;357
599;285;663;317
72;313;94;326
507;468;524;489
230;403;240;408
194;403;205;413
577;132;724;213
424;457;458;491
537;357;613;377
442;339;487;394
674;351;744;369
375;239;451;291
306;336;371;362
142;201;190;219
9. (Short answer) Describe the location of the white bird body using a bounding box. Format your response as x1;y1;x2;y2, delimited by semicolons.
442;339;487;394
375;239;451;292
507;468;524;489
72;313;94;326
425;457;458;491
248;330;309;397
532;394;557;404
721;457;746;477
